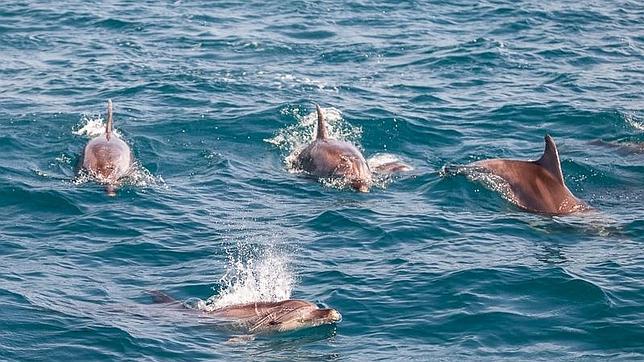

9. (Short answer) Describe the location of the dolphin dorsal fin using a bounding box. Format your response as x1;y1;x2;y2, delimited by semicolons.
148;290;176;304
534;134;565;185
315;104;328;140
105;99;113;141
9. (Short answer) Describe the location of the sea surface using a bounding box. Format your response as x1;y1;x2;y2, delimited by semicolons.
1;1;643;360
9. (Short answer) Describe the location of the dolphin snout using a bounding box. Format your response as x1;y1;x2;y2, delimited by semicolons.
351;180;370;193
329;309;342;322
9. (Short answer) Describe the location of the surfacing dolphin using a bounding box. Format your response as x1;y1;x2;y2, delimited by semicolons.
461;134;589;215
294;104;409;192
150;291;341;336
80;100;133;196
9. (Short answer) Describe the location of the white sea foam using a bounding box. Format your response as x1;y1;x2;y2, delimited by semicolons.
72;160;166;190
73;114;123;138
624;112;643;131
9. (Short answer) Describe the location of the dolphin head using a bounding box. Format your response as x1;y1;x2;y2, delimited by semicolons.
82;137;132;184
93;159;119;180
273;305;342;332
311;307;342;324
350;178;371;193
334;152;372;192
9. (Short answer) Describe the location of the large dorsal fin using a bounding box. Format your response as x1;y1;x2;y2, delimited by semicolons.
105;99;113;141
534;134;565;185
315;104;328;140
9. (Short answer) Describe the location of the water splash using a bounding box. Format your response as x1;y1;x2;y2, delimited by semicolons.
201;246;295;311
624;112;643;131
264;106;363;172
73;114;123;139
368;153;413;189
272;73;339;92
72;160;166;190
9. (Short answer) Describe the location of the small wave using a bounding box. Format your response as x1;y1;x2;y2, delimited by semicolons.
272;73;339;92
125;161;167;189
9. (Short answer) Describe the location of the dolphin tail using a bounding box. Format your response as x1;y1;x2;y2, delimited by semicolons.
148;290;177;304
106;99;113;141
315;104;328;140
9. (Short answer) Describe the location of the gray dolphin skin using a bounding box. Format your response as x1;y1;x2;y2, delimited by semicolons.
295;104;373;192
468;134;589;215
150;291;341;334
210;299;342;333
81;99;132;196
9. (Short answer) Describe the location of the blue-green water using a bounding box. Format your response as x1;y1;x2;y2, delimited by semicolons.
1;1;643;360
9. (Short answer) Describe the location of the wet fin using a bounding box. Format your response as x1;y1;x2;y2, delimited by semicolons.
315;104;328;140
106;99;113;141
148;290;176;304
533;134;564;185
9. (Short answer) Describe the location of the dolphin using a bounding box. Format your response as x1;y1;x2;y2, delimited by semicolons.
463;134;589;215
294;104;409;192
80;100;133;196
589;139;644;155
149;291;341;335
209;299;342;334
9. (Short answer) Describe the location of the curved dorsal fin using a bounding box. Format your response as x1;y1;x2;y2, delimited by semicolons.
534;134;564;185
315;104;328;140
105;99;113;141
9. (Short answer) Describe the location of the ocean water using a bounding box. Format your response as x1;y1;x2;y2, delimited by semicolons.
1;0;643;360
